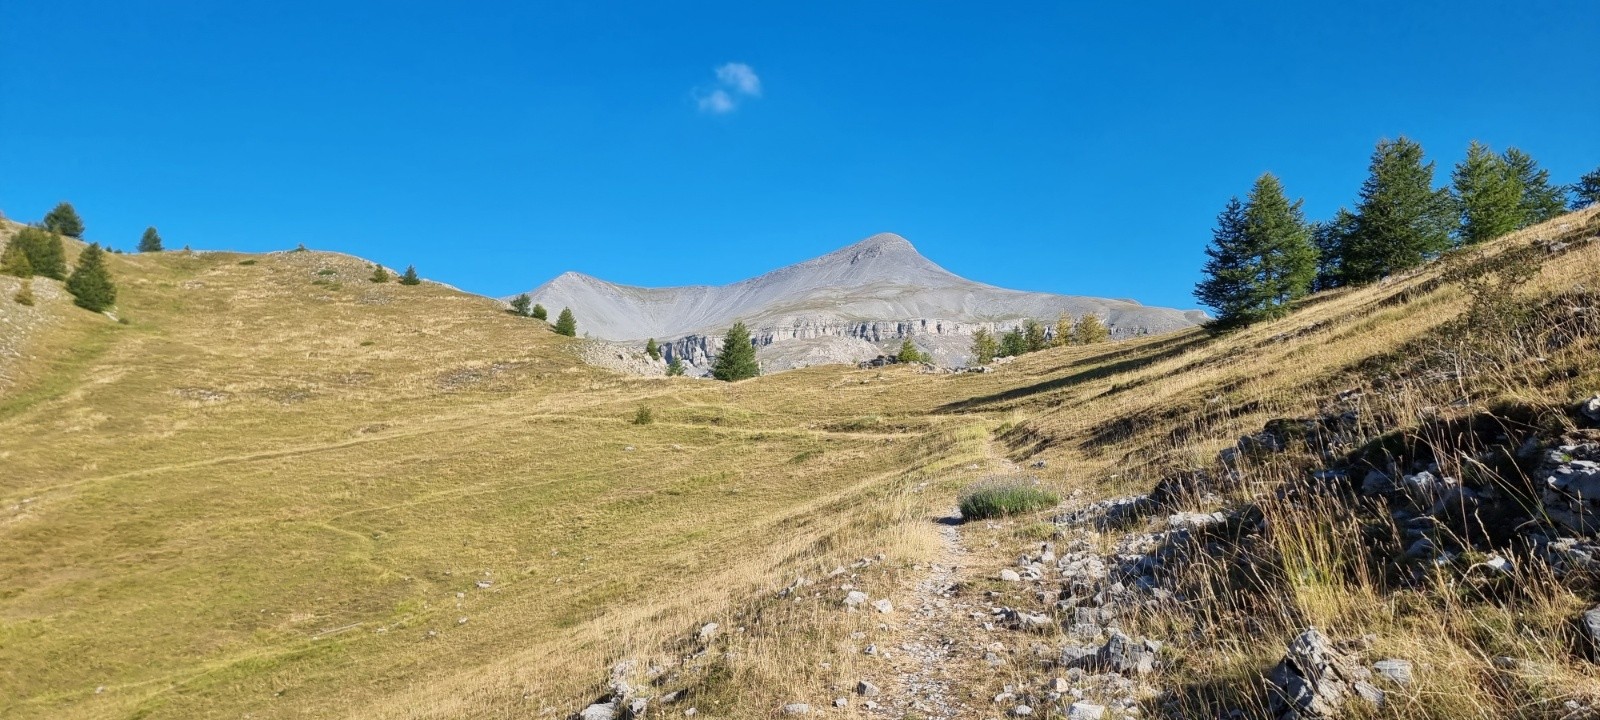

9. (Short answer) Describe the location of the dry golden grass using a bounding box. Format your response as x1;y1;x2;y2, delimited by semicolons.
2;206;1598;719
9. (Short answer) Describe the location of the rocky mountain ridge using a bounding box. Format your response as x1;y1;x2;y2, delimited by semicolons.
516;233;1206;371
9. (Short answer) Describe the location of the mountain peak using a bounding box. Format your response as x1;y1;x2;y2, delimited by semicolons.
852;232;913;250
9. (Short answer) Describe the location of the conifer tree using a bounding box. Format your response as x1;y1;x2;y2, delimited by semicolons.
666;358;686;376
1310;208;1357;291
1;239;33;277
138;227;164;252
43;202;84;237
13;279;34;306
711;321;759;381
370;264;391;283
1572;166;1600;210
531;303;548;321
509;293;531;315
1053;314;1073;347
970;327;998;364
645;337;660;361
1451;141;1523;245
66;243;117;311
1193;174;1315;326
998;327;1027;357
15;227;67;279
398;265;421;285
1339;137;1453;284
1574;164;1600;208
1241;173;1317;319
1194;197;1253;323
1072;314;1111;344
1503;147;1566;226
554;307;577;336
1023;319;1048;352
896;338;928;364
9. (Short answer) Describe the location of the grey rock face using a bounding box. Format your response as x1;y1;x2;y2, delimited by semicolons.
1541;443;1600;535
1373;659;1413;686
1583;605;1600;651
517;233;1203;371
1066;703;1106;720
1579;395;1600;425
1266;628;1375;719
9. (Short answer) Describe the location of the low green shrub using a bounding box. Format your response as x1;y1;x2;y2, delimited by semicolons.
958;478;1059;520
633;406;654;425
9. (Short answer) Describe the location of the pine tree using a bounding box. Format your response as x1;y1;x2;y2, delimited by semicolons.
896;338;928;364
711;321;759;381
1022;319;1048;352
554;307;577;336
399;265;421;285
42;202;84;237
998;327;1027;357
13;279;34;306
65;243;117;311
970;327;998;364
370;264;391;283
666;358;686;376
1;238;33;277
1072;314;1111;344
1193;197;1255;324
1340;137;1453;284
645;337;661;360
15;227;67;279
1451;141;1522;245
1242;173;1317;320
1311;208;1357;291
138;227;164;252
531;303;548;321
1503;148;1566;226
1572;166;1600;210
509;293;531;315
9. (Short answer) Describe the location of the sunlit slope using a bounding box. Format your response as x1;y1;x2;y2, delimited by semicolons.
0;241;992;718
2;204;1597;719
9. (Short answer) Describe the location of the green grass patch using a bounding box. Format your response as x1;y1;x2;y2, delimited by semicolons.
958;479;1059;520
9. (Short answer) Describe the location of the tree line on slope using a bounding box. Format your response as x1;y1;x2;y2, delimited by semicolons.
506;292;576;336
4;202;118;312
968;313;1111;365
1197;138;1600;328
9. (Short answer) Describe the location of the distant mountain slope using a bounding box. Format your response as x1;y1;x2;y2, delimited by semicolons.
516;233;1207;369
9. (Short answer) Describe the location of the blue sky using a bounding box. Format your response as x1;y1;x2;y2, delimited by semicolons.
2;2;1596;310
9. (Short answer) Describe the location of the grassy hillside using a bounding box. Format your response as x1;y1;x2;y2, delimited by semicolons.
3;206;1599;719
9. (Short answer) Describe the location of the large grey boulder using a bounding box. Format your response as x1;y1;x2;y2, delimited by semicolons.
1085;629;1157;676
1583;605;1600;652
1266;628;1378;719
1543;460;1600;535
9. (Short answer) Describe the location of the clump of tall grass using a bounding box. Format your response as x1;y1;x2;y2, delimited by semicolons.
959;477;1059;520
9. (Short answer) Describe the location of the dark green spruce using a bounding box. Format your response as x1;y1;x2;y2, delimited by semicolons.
43;202;85;237
138;227;164;252
66;243;117;312
554;307;577;336
1338;137;1453;284
711;321;759;381
1451;141;1523;245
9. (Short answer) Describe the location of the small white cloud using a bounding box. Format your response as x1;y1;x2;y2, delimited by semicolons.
697;88;736;114
715;62;761;97
694;62;761;115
